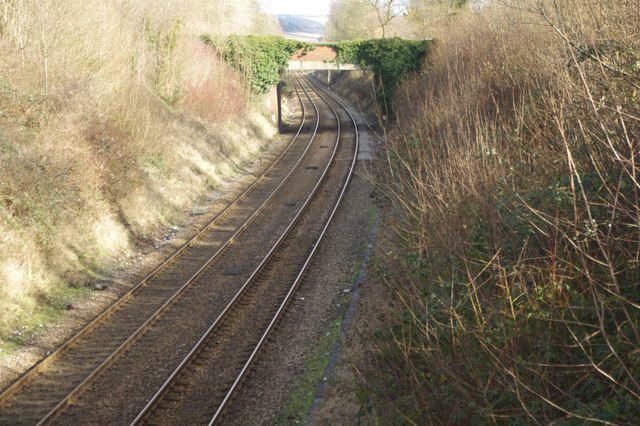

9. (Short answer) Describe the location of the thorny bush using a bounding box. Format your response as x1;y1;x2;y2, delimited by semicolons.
362;1;640;424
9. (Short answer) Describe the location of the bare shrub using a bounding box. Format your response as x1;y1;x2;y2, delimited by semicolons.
364;1;640;423
181;39;249;122
0;0;276;340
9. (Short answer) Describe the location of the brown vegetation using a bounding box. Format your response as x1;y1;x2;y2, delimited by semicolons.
0;0;279;348
325;0;470;41
325;0;415;41
359;0;640;423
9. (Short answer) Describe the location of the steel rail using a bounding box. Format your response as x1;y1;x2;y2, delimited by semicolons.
130;72;359;425
130;71;334;426
33;76;323;426
0;77;316;425
209;73;360;424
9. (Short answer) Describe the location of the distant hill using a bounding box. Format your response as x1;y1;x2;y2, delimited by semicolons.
278;15;325;36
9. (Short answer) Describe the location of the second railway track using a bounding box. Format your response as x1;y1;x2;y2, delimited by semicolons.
0;73;359;425
131;74;359;425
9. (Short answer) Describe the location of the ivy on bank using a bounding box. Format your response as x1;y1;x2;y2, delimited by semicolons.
327;38;433;111
202;34;308;95
203;34;433;111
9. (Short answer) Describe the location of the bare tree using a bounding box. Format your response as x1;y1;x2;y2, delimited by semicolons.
325;0;376;41
365;0;408;37
404;0;470;35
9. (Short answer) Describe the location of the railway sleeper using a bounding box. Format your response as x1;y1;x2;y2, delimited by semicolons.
107;316;145;324
51;359;103;371
240;349;257;359
106;323;141;333
40;371;91;382
210;392;228;402
84;326;134;337
144;414;170;425
66;343;112;351
152;403;176;413
0;414;46;425
65;350;114;359
62;357;112;369
4;397;61;408
101;322;142;332
279;291;291;300
163;387;187;398
133;297;173;305
218;326;233;334
5;391;59;401
37;370;84;380
91;329;138;341
21;377;76;388
184;365;199;374
190;360;212;368
51;363;97;372
189;352;215;362
143;419;167;426
160;394;184;404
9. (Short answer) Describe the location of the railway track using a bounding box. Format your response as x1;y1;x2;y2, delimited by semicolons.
130;74;359;425
0;73;358;425
0;75;314;425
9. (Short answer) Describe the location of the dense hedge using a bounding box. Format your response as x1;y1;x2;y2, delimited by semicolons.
327;38;433;111
203;35;433;112
202;34;307;95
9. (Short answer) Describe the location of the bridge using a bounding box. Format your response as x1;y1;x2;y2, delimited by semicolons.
287;46;360;71
268;46;364;128
206;35;431;129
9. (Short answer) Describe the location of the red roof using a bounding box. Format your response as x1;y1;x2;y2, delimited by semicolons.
290;46;338;62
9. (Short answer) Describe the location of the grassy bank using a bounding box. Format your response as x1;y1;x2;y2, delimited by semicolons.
0;0;279;350
361;0;640;423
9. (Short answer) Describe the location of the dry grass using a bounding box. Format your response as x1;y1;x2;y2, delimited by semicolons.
181;38;249;122
0;1;278;343
361;0;640;423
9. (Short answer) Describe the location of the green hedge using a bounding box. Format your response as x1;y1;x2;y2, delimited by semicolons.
203;35;433;112
327;38;433;112
202;34;308;95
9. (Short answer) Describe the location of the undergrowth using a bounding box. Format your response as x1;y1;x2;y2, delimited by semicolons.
281;319;343;425
0;0;277;345
360;1;640;424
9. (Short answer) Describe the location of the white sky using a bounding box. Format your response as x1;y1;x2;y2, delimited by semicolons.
262;0;333;16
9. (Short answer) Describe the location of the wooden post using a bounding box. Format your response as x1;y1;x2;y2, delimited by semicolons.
268;85;279;127
277;82;282;132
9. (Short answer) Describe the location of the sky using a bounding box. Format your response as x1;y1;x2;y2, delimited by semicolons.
262;0;333;16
